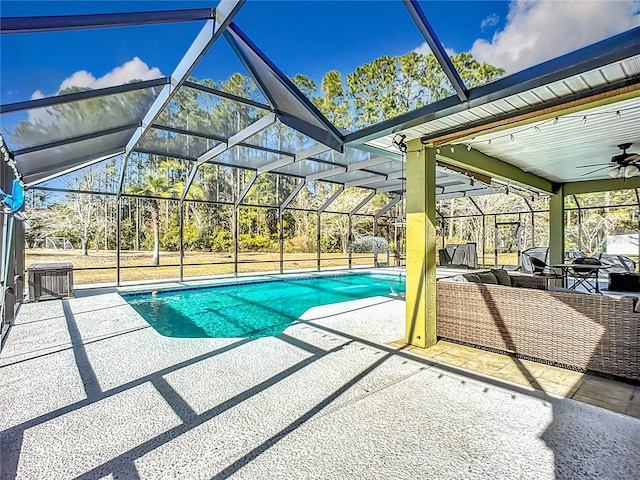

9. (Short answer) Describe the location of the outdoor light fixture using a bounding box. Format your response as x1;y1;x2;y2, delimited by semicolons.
392;133;407;153
608;165;640;178
625;165;639;177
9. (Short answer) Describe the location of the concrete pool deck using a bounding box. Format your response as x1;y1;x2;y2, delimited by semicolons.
1;280;639;479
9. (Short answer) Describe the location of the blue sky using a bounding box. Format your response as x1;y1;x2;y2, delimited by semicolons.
1;1;639;105
1;1;508;104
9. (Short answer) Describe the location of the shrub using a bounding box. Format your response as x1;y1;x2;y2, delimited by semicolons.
285;236;315;253
348;236;390;254
210;231;233;252
238;233;277;252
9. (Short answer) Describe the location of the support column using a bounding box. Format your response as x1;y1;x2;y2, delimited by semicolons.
233;206;239;277
348;215;352;269
116;198;121;286
179;202;184;282
279;209;284;274
549;186;565;266
14;216;24;303
317;212;321;271
405;143;437;348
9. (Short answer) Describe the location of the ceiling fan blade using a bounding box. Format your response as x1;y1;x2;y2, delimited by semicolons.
576;162;612;168
628;154;640;162
580;165;611;177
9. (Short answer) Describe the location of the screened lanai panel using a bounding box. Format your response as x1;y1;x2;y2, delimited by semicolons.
215;146;285;170
273;159;336;178
233;1;453;131
1;85;162;151
367;179;404;193
18;128;135;185
121;154;195;199
328;170;384;185
326;187;377;214
568;190;639;208
155;86;270;139
187;33;269;105
243;121;318;154
459;193;530;214
418;0;640;85
224;25;341;150
289;181;342;210
565;196;578;209
35;154;123;193
365;160;404;175
314;147;368;166
0;4;199;105
137;127;219;159
242;173;300;207
196;163;240;204
360;193;396;215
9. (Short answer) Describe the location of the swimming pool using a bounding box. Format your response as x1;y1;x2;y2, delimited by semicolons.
124;273;405;339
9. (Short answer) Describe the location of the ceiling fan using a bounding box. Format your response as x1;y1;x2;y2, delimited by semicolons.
578;143;640;178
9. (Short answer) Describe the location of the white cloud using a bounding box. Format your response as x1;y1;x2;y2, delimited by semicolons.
413;42;433;56
28;90;55;124
480;13;500;30
413;43;458;58
58;57;162;91
471;0;640;74
27;57;162;124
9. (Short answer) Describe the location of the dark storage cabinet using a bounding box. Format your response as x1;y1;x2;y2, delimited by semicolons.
608;272;640;292
27;262;74;301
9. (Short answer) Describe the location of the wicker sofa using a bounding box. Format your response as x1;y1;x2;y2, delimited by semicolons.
436;271;640;380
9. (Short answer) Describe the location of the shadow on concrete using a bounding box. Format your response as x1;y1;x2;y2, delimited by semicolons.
3;290;636;479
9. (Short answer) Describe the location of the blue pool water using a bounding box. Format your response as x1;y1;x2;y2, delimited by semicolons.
125;273;405;339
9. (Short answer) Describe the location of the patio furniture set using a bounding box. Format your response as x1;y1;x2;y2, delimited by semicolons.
436;269;640;381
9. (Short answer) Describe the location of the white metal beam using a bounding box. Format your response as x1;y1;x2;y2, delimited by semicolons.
258;143;333;176
181;113;276;201
226;112;276;151
235;172;258;207
180;144;226;202
318;186;345;213
374;194;403;220
257;156;294;174
279;178;305;211
386;170;404;180
195;143;228;167
26;150;124;187
346;156;393;171
306;167;347;182
295;144;331;162
376;184;405;193
349;191;377;216
345;175;386;188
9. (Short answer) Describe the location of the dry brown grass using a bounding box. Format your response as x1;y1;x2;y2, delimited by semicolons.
25;249;381;286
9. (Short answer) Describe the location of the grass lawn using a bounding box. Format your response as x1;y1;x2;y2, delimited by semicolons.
25;249;523;286
25;249;383;286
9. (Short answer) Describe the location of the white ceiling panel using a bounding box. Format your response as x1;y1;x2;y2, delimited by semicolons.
452;96;640;183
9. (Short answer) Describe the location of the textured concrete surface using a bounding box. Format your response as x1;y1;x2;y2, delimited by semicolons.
1;281;639;479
